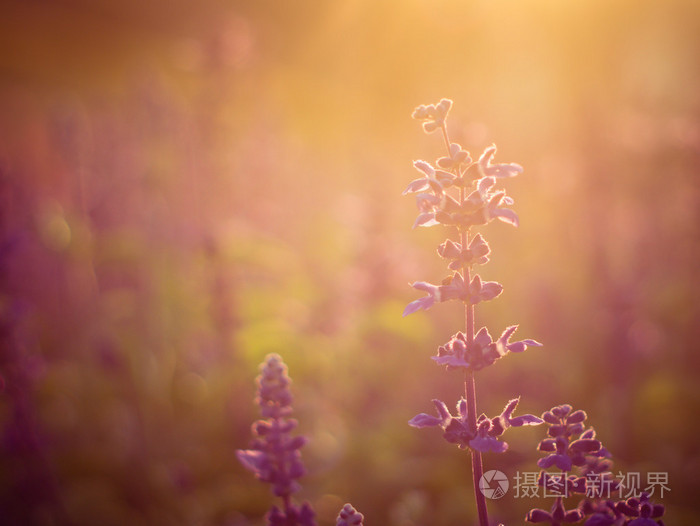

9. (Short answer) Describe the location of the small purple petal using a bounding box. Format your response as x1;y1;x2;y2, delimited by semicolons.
569;438;601;453
412;212;438;229
538;438;556;451
457;398;468;419
423;121;439;133
489;191;507;208
478;144;523;178
437;239;462;259
468;234;490;261
506;338;542;353
408;413;443;428
479;281;503;301
431;354;469;368
470;435;508;453
491;207;520;227
542;411;559;424
552;404;572;417
566;410;587;424
413;160;435;176
432;399;452;421
415;192;441;209
402;178;429;195
551;499;567;521
478;145;497;167
506;342;527;353
498;325;519;344
500;398;520;420
538;454;573;471
477;176;496;195
576;428;595;438
470;274;482;291
474;327;493;347
412;281;439;295
509;414;545;426
554;455;573;471
286;436;308;450
437;157;453;169
236;450;267;474
436;98;452;115
402;296;435;317
435;170;456;187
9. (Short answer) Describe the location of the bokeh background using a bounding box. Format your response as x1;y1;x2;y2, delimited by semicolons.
1;0;699;524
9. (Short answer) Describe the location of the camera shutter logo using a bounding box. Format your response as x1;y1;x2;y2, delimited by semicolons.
479;470;509;499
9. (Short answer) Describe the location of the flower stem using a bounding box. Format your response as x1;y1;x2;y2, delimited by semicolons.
441;121;490;526
466;369;489;526
464;273;489;526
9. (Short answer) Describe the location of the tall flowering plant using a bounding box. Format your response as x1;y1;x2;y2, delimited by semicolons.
404;98;545;525
236;354;317;526
236;99;668;525
403;99;667;526
237;354;364;526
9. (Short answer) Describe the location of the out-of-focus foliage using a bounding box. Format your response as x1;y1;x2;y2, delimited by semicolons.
0;0;698;524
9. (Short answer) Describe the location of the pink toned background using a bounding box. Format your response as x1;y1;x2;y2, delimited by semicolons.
1;1;698;524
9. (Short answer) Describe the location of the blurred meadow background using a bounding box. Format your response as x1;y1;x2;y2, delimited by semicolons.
1;0;699;524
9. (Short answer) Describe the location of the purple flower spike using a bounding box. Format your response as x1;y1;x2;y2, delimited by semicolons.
336;503;364;526
237;354;313;506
